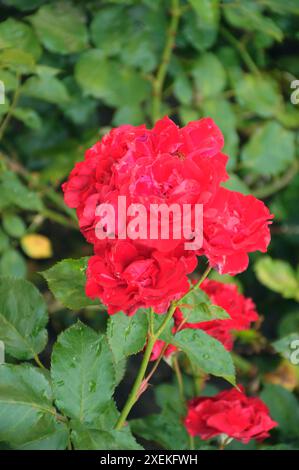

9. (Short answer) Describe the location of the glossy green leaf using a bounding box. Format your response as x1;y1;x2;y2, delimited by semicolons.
261;384;299;438
41;257;100;310
107;309;148;364
179;286;230;324
0;250;27;279
29;1;88;54
51;322;115;423
12;107;42;130
0;48;35;74
172;329;236;384
23;74;70;104
0;170;43;212
191;53;226;98
0;18;41;60
71;421;142;450
0;364;68;450
223;1;283;41
75;49;150;107
241;122;295;177
2;213;26;238
0;277;48;359
183;0;219;52
255;257;299;300
235;75;282;118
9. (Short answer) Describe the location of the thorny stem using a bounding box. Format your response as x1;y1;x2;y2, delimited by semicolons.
220;27;260;76
172;354;184;402
115;266;212;430
115;302;177;430
252;160;299;199
151;0;181;123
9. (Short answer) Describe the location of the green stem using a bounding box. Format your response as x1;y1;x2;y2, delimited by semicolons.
41;208;78;229
152;0;181;123
220;27;260;75
252;160;298;199
115;303;177;430
34;354;46;370
172;354;184;402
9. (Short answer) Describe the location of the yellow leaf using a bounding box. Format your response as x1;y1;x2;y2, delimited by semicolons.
21;234;53;259
264;360;299;392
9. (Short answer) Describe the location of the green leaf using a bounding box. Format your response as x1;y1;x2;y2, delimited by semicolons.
71;421;142;450
173;72;193;106
179;287;230;323
201;98;239;167
255;257;299;300
0;69;18;91
179;106;199;126
2;213;26;238
41;257;100;310
12;107;42;130
183;0;219;52
0;277;48;359
242;122;295;177
107;309;148;364
261;384;299;438
0;249;27;279
1;0;45;11
0;170;43;212
112;105;145;126
234;75;282;118
222;174;250;195
75;49;150;107
278;310;299;337
223;1;283;41
51;322;115;423
262;0;299;14
0;18;41;60
172;329;236;384
0;228;9;254
0;48;35;74
23;74;70;104
191;53;226;98
90;6;128;56
29;1;88;54
0;364;68;450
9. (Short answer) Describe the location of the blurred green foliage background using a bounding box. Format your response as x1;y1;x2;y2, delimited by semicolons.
0;0;299;450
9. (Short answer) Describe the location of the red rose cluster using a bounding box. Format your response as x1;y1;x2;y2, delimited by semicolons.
184;387;277;443
151;279;259;360
63;117;272;315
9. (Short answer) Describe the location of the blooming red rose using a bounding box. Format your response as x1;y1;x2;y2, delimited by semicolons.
150;279;259;359
184;386;277;443
200;187;273;275
86;240;197;316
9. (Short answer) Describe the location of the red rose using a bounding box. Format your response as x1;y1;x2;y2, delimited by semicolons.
184;386;277;443
150;279;259;359
62;116;272;315
201;187;273;275
86;241;197;316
